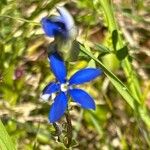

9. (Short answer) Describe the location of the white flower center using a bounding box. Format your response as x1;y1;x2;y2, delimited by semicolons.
60;82;69;92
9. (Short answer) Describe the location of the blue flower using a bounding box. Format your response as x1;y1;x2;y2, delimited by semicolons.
41;6;76;39
41;53;102;123
41;6;79;61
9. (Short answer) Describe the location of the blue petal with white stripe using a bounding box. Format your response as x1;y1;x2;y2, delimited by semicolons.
57;6;74;31
41;82;60;101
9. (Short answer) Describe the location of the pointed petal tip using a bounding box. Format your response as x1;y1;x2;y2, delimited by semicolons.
86;102;96;110
56;6;75;33
40;94;50;101
49;118;56;123
80;102;96;110
92;68;103;75
69;89;96;110
49;92;68;123
91;104;96;110
41;17;47;23
98;68;103;75
42;82;60;95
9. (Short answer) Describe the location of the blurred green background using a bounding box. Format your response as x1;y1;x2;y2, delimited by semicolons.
0;0;150;149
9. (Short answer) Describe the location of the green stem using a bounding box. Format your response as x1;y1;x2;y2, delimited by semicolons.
0;15;41;26
53;123;62;142
99;0;142;103
65;111;73;148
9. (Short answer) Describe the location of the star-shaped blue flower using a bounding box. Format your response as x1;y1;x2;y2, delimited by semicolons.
41;53;102;123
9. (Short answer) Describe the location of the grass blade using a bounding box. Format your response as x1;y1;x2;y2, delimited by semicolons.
0;120;16;150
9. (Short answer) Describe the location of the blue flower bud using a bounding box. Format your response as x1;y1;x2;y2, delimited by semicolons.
41;6;79;61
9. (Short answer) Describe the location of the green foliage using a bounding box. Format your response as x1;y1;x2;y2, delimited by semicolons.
0;0;150;149
0;120;16;150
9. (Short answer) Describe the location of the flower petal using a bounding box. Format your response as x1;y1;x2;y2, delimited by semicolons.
57;7;74;31
49;92;68;123
57;7;77;39
69;68;102;85
69;88;95;110
41;17;65;37
41;82;60;101
49;52;67;83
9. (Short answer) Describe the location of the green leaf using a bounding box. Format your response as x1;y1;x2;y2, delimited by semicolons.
102;53;120;71
0;120;16;150
95;43;111;53
1;0;7;5
112;29;118;51
116;45;128;60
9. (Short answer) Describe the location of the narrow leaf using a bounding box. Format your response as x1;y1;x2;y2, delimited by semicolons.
0;120;16;150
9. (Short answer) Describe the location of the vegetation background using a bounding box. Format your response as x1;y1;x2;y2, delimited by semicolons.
0;0;150;149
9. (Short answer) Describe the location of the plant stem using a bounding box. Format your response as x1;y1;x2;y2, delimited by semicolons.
99;0;142;103
65;111;73;148
53;123;62;142
0;15;41;26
